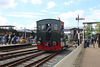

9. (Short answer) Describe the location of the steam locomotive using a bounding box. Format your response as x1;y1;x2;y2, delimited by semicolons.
37;19;68;51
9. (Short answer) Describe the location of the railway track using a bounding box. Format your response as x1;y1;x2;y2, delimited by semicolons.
25;53;58;67
0;51;59;67
0;44;70;67
0;45;37;52
0;46;76;67
0;51;45;67
0;49;38;61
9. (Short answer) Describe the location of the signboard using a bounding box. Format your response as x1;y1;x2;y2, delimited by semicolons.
76;18;85;20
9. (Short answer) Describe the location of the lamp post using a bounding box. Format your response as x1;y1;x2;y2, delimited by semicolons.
83;24;85;46
24;27;26;39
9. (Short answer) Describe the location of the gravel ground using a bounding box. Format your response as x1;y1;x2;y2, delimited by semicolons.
41;46;76;67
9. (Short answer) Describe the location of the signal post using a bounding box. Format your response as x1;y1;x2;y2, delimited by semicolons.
76;15;85;46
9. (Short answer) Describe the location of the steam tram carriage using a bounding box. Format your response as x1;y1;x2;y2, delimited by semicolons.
37;19;68;51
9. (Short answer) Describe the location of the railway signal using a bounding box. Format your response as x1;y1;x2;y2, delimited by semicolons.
76;18;85;20
75;15;85;46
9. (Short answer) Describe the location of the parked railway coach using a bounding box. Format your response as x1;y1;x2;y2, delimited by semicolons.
36;19;68;51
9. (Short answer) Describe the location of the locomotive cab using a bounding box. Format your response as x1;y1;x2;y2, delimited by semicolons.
36;19;68;51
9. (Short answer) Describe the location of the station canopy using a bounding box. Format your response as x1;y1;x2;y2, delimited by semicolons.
83;22;99;24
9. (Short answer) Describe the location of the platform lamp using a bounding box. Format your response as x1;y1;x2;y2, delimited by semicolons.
24;27;26;39
83;24;86;45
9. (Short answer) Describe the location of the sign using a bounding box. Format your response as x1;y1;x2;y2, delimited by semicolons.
76;18;85;20
76;15;85;21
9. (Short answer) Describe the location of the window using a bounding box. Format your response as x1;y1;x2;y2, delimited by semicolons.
54;24;58;30
41;25;46;31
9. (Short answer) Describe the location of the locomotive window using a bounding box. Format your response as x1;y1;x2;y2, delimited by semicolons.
38;25;41;30
46;24;51;30
41;25;46;31
54;24;58;30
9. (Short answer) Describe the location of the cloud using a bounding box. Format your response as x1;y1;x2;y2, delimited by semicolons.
58;10;85;19
86;10;100;20
0;16;8;25
13;12;44;15
83;19;94;22
92;10;100;19
7;12;44;18
16;25;25;30
15;22;36;30
41;10;47;12
89;6;96;11
51;12;59;14
22;0;28;3
27;22;37;29
47;2;56;9
64;0;73;5
8;14;37;18
62;20;69;26
57;10;85;27
31;0;43;5
0;0;17;10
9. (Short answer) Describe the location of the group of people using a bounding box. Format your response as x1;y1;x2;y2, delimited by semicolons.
0;33;37;45
84;37;98;48
0;33;23;45
28;35;37;44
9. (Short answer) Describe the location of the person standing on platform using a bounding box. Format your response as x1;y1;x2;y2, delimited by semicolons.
94;37;97;43
4;34;7;45
84;37;87;48
86;37;90;47
91;37;95;48
33;35;37;44
1;36;4;45
6;34;9;43
13;36;16;44
8;34;11;44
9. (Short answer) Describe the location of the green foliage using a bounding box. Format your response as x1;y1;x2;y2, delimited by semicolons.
85;24;92;38
95;22;100;33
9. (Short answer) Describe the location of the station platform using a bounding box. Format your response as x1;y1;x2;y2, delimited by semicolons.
0;43;36;49
0;43;31;47
75;43;100;67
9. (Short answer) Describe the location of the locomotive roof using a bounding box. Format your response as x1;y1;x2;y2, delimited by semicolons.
37;19;64;24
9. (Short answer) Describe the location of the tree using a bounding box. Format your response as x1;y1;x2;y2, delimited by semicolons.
85;24;92;38
95;22;100;33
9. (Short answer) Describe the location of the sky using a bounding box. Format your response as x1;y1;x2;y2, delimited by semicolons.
0;0;100;30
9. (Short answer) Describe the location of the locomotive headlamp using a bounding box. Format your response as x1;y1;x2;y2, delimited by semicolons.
37;41;41;45
53;41;56;45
